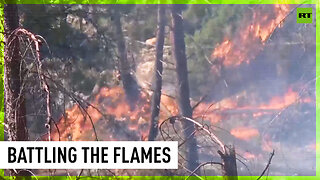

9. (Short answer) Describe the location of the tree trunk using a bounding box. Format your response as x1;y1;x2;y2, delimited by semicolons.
171;4;199;172
4;3;28;142
148;5;166;141
4;3;32;177
112;6;140;106
218;145;238;180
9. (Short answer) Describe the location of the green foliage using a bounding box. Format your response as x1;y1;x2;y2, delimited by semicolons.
125;5;157;41
184;5;249;96
20;4;117;87
21;5;98;59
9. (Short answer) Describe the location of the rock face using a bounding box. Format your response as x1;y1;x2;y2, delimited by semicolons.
135;60;155;90
135;45;176;96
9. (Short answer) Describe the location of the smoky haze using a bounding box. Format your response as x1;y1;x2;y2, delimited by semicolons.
14;4;316;176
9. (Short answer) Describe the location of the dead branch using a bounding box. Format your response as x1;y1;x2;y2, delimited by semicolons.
257;150;275;180
192;95;208;111
236;157;252;176
12;28;53;140
160;116;226;153
76;169;84;179
30;70;101;141
178;162;202;179
159;115;230;176
178;130;197;148
188;161;223;178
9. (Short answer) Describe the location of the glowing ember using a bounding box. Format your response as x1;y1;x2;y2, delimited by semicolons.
211;5;291;67
230;127;260;141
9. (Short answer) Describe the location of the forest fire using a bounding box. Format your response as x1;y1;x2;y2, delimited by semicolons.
211;5;291;67
2;3;314;176
48;4;310;142
51;84;312;142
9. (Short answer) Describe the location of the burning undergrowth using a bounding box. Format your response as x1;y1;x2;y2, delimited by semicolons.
51;84;314;144
48;81;314;176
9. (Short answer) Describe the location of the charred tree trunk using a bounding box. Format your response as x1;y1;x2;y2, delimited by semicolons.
112;7;140;105
171;4;199;172
218;145;238;180
4;3;28;142
148;5;166;141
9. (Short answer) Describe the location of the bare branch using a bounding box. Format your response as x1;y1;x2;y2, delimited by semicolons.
188;161;223;178
257;150;275;180
192;95;208;111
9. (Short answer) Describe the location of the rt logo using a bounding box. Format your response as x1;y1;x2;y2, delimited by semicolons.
297;8;312;23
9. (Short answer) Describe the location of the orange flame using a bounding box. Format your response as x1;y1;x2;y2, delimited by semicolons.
51;86;152;141
51;86;181;141
51;85;311;142
258;88;298;110
194;87;311;126
230;126;260;141
211;5;291;67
